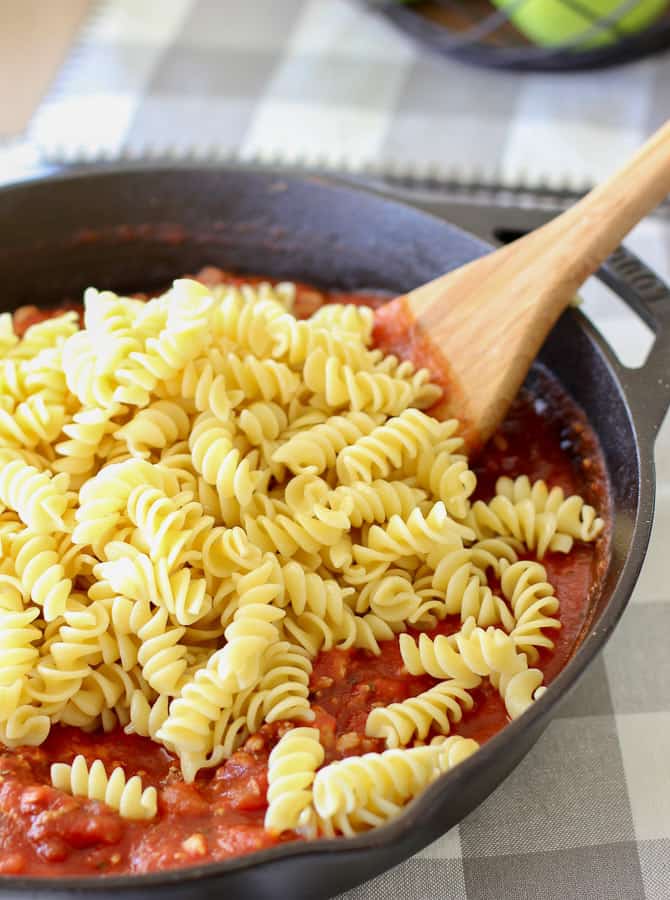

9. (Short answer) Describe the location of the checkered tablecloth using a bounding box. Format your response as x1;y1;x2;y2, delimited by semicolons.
16;0;670;191
3;2;670;897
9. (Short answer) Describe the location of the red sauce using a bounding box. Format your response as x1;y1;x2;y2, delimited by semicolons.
0;726;294;875
2;266;610;877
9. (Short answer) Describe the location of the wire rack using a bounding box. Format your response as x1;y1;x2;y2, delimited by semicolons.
365;0;670;70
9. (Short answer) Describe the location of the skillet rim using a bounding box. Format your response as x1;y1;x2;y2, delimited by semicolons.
0;163;657;893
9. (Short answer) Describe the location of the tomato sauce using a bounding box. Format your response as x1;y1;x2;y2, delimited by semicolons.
0;266;610;877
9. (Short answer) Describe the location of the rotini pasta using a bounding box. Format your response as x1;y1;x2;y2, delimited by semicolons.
414;446;477;520
335;409;446;484
399;632;483;688
468;475;604;558
365;678;476;747
314;739;478;836
323;480;426;528
0;275;605;861
264;727;324;835
189;412;266;508
271;312;375;371
430;547;515;630
0;452;73;534
114;399;191;458
501;559;562;662
10;530;73;622
353;503;473;572
303;349;418;416
253;640;314;724
0;392;65;449
309;303;374;343
51;755;157;820
96;543;212;626
272;410;383;475
0;606;41;686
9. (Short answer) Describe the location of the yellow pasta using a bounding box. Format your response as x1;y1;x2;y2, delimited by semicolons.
0;277;605;843
51;755;157;820
314;739;478;836
265;727;324;835
365;678;477;748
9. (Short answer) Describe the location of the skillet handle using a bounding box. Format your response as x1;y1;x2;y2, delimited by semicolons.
597;245;670;441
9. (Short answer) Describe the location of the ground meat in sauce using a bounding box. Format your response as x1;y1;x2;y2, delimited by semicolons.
0;266;609;876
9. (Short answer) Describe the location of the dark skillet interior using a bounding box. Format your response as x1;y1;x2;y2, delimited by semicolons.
0;167;653;899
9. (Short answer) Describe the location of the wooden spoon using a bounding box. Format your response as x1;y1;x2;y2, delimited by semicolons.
373;120;670;453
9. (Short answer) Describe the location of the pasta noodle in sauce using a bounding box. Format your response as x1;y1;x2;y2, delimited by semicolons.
0;268;608;876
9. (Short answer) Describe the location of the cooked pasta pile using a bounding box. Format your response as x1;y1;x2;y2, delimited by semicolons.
0;278;604;835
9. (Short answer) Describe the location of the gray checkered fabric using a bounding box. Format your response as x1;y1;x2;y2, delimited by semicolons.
4;2;670;896
22;0;670;190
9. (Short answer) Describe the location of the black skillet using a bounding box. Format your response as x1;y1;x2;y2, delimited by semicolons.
0;166;668;899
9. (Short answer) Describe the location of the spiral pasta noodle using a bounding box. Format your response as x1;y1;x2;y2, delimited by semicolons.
108;594;188;696
47;595;111;670
211;283;285;355
53;404;124;486
365;678;476;747
82;289;145;373
51;755;157;820
10;530;73;622
336;409;446;484
166;355;243;422
309;303;374;343
0;452;73;534
496;475;604;542
189;412;265;507
414;447;477;520
115;400;190;458
14;312;79;359
0;704;51;748
353;503;473;572
237;402;288;446
304;349;417;416
501;560;561;662
468;475;604;559
399;632;482;688
244;502;345;559
213;566;285;691
96;544;211;627
201;349;299;405
265;727;324;835
124;692;170;742
113;281;214;408
323;480;426;528
270;314;376;371
272;411;383;475
314;739;478;836
430;547;515;630
253;640;314;724
0;606;41;686
0;392;65;449
155;660;234;761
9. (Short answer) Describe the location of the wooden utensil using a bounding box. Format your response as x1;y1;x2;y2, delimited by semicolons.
374;120;670;452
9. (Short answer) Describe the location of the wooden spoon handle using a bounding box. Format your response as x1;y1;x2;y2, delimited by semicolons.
387;119;670;452
438;118;670;326
530;118;670;287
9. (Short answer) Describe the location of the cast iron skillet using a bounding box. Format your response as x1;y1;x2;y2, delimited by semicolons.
0;166;668;899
